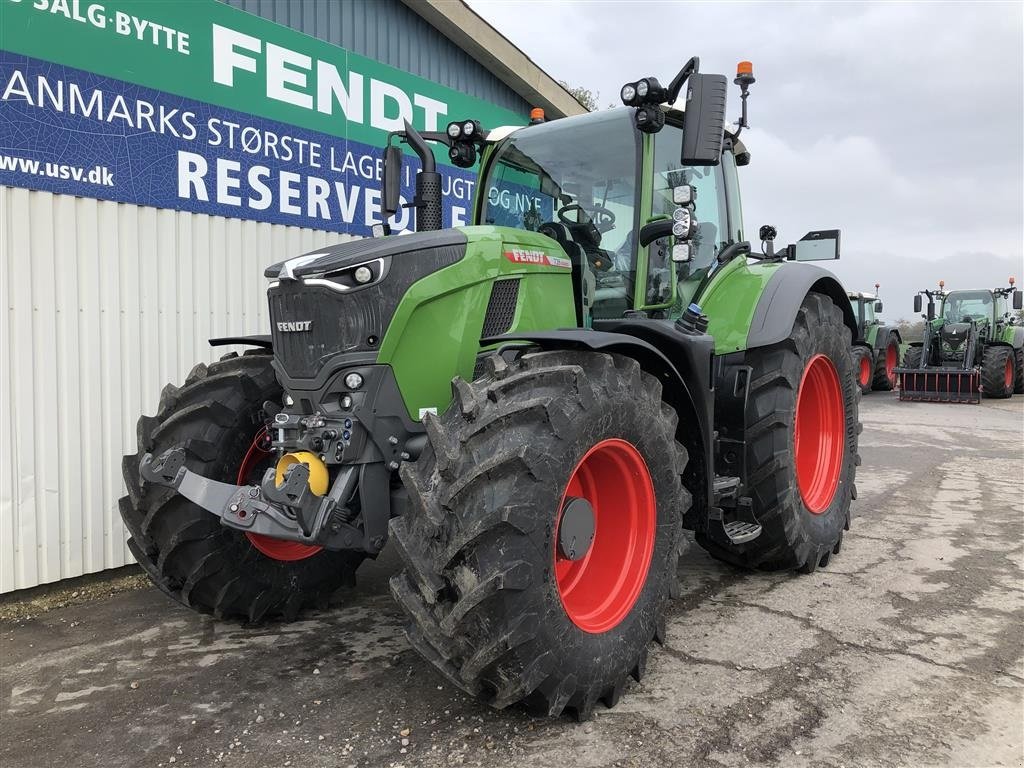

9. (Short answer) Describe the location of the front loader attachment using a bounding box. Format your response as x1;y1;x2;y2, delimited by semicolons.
895;366;981;404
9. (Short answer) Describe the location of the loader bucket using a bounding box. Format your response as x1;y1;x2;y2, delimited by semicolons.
895;366;981;404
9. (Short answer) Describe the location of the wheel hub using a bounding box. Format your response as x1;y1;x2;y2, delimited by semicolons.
554;438;656;634
557;497;596;561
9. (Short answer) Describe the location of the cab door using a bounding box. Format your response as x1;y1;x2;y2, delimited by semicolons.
640;121;730;316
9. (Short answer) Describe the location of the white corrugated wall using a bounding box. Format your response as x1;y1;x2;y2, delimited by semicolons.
0;186;353;592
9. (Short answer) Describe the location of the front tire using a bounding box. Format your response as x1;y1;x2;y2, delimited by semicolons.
1014;348;1024;395
981;346;1014;399
852;346;873;394
696;292;859;573
872;332;899;391
390;350;689;719
902;346;923;369
120;352;364;622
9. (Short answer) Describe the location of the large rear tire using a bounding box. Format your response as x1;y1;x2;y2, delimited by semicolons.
390;350;689;719
871;331;899;391
1014;348;1024;395
981;346;1014;399
696;292;859;573
120;352;364;622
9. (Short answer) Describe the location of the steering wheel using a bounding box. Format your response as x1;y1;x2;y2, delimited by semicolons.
558;203;616;232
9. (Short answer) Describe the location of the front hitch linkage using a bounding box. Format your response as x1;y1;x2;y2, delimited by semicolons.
139;448;356;546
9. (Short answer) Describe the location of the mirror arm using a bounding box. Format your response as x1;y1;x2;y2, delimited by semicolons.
716;241;751;265
639;219;674;248
666;57;700;103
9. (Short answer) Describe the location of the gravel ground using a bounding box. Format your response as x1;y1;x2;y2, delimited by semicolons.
2;394;1022;768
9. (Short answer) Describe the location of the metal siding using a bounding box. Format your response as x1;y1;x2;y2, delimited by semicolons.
222;0;532;115
0;186;351;592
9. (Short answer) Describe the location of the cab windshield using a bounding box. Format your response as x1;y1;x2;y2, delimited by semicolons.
482;109;640;316
942;291;992;322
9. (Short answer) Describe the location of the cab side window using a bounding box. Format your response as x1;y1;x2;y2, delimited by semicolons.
652;124;728;270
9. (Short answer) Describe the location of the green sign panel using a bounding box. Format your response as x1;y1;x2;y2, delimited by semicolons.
1;0;524;150
1;0;525;232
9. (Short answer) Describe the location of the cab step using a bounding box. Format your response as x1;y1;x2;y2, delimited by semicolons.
722;519;762;544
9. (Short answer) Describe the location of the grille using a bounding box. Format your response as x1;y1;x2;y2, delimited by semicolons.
481;279;520;337
270;282;380;379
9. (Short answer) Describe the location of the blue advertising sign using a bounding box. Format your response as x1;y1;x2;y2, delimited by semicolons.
0;52;477;234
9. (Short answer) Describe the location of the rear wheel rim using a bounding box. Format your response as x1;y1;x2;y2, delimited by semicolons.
794;355;845;514
554;438;656;634
885;344;898;383
1005;357;1014;389
237;428;323;562
859;356;871;386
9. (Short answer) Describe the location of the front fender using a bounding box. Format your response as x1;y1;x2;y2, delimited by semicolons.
745;263;857;349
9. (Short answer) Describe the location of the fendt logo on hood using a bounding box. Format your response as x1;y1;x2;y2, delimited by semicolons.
276;321;313;332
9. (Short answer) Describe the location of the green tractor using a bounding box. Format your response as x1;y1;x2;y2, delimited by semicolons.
848;284;901;394
897;280;1024;403
124;59;860;719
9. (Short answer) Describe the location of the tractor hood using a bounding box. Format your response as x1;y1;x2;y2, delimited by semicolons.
941;322;971;351
266;230;468;381
265;230;467;281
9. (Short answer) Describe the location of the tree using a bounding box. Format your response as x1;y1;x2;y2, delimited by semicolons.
560;81;599;112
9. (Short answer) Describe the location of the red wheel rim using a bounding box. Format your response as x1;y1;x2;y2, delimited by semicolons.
885;344;898;384
554;439;656;634
794;355;844;514
858;355;871;387
1005;358;1014;389
237;429;323;562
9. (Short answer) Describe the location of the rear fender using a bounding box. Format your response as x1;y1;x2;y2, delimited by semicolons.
873;325;902;351
746;264;857;349
484;328;714;519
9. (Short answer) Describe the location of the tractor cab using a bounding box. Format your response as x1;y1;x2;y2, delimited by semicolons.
475;107;749;323
941;290;994;325
382;57;844;336
847;291;883;339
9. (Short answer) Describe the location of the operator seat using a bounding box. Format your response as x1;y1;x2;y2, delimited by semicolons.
538;222;594;325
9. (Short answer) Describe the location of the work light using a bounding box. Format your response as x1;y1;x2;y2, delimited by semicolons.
344;372;364;390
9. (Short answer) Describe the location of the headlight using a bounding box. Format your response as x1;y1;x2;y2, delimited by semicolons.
353;266;373;284
344;372;364;390
462;120;476;138
446;122;462;139
636;79;649;98
620;83;637;105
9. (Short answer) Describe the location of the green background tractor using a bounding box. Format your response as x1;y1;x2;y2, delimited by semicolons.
898;281;1024;402
848;286;901;394
123;59;860;719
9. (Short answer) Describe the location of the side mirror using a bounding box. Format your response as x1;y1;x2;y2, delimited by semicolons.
681;73;727;166
1014;290;1023;310
913;295;922;314
382;145;403;218
789;230;840;261
874;300;883;313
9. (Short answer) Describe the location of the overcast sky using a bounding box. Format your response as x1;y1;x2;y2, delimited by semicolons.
468;0;1024;319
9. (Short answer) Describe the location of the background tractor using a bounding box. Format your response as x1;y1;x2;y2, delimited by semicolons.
897;280;1024;403
848;284;901;394
123;58;860;719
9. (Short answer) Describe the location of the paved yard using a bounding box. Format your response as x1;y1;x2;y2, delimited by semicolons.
2;395;1022;768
